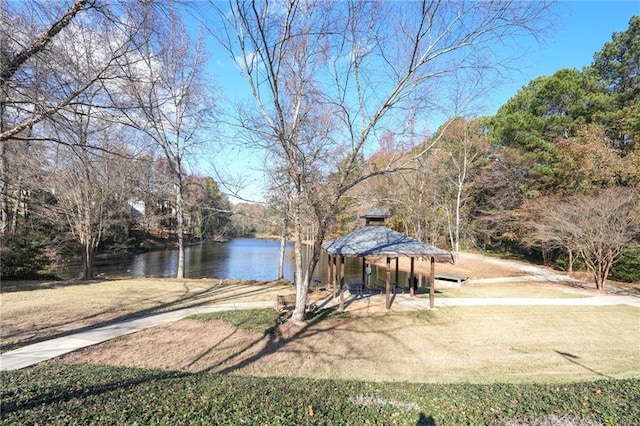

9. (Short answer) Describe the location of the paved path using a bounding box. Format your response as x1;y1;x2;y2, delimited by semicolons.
458;252;587;285
0;301;273;372
2;291;638;372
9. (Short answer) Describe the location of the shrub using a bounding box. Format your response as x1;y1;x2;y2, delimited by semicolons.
1;364;638;425
0;233;51;279
610;248;640;283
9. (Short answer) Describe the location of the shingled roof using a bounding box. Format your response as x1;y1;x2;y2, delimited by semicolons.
322;225;449;259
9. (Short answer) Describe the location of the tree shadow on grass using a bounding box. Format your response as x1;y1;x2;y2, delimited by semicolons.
196;305;353;376
193;299;430;377
554;350;615;379
416;412;436;425
1;280;286;352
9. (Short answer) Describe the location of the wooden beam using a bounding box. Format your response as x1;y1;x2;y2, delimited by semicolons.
429;256;435;309
333;255;338;297
339;256;345;311
410;257;415;297
328;254;334;297
362;257;366;282
395;257;399;284
386;257;391;309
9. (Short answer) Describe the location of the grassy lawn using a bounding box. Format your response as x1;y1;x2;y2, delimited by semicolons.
7;278;581;352
433;284;590;299
57;306;640;384
1;364;638;425
2;277;639;424
0;278;292;352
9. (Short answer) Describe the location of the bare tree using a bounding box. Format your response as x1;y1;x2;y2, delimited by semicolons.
119;5;213;279
0;0;142;142
38;13;136;278
40;125;133;279
435;117;489;262
532;187;640;291
212;0;553;322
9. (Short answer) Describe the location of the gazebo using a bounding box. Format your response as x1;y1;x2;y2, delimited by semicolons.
322;209;450;310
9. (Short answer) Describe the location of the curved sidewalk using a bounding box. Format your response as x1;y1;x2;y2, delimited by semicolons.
0;301;273;372
2;294;638;372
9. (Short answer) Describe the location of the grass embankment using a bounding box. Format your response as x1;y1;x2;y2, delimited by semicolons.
2;363;638;425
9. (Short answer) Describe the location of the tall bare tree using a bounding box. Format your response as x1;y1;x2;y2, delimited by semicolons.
36;13;139;278
435;117;489;262
121;5;213;279
213;0;553;322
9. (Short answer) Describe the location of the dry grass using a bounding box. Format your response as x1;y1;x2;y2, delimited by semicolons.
435;284;590;299
4;254;639;384
0;278;292;352
56;305;640;384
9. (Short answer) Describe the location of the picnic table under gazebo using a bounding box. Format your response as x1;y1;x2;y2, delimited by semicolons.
322;209;451;310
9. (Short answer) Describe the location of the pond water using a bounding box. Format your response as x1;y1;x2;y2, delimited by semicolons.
65;238;414;284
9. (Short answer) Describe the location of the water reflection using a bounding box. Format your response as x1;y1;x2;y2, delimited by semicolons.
66;238;416;285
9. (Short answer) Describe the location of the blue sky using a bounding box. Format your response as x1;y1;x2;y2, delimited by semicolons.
487;1;640;114
199;1;640;204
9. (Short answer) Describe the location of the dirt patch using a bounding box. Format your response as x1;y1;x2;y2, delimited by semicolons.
368;253;530;280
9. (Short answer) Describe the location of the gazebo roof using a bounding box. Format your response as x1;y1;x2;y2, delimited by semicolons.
323;225;450;259
359;208;391;219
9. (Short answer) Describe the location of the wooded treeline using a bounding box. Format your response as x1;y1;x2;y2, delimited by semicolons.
0;1;237;279
257;16;640;288
1;1;638;290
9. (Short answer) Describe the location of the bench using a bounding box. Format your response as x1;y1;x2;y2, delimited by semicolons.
346;278;365;295
377;278;405;294
434;273;469;288
435;273;468;283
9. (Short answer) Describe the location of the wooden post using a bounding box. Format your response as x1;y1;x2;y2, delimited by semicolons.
361;257;366;282
332;255;337;297
410;257;415;297
327;253;333;298
395;258;399;284
339;256;345;311
386;256;391;309
429;256;435;309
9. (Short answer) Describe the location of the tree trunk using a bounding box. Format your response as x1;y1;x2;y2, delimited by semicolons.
82;236;95;279
278;203;288;279
454;179;462;263
10;175;22;234
0;141;7;235
291;197;308;323
175;181;185;279
568;248;574;274
445;206;455;262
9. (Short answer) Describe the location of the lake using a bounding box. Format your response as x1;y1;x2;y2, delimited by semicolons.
65;238;413;284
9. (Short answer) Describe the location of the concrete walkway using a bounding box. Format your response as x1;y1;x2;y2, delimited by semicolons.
2;293;638;372
0;301;273;372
